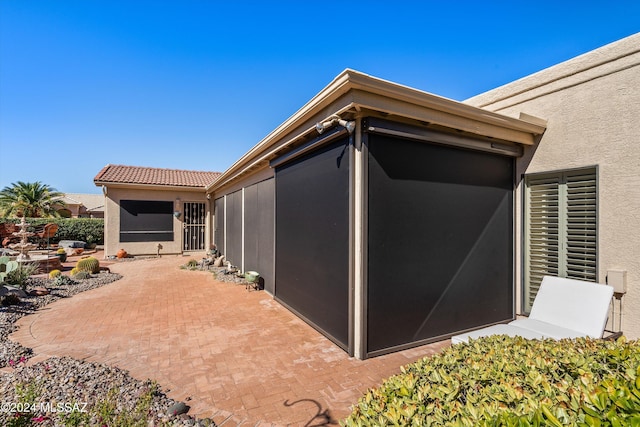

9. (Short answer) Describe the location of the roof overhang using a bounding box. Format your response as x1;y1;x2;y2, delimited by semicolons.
94;181;208;193
207;69;547;192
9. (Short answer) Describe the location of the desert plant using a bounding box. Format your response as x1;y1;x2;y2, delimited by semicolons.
76;256;100;274
343;336;640;426
49;269;62;279
52;274;76;286
0;257;19;283
69;267;78;276
182;259;199;270
56;248;66;254
72;271;91;280
4;262;37;290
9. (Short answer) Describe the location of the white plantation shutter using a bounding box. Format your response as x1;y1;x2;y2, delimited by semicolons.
525;176;560;309
565;171;597;281
524;168;597;312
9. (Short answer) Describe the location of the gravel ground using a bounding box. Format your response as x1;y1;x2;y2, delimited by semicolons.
181;257;258;287
0;272;216;426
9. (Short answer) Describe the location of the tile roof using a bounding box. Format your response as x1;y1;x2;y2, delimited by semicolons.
59;193;105;211
94;164;221;188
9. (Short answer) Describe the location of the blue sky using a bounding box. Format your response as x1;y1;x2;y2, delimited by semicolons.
1;1;638;194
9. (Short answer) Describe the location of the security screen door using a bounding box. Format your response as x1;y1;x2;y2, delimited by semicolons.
183;202;206;251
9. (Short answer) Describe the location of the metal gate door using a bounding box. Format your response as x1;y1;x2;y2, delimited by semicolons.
183;202;206;251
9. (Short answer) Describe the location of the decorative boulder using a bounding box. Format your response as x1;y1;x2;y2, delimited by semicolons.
58;240;87;249
1;285;27;298
167;401;189;417
29;287;50;296
213;256;225;267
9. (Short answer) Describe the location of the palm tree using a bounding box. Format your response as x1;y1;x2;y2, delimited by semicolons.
0;181;66;218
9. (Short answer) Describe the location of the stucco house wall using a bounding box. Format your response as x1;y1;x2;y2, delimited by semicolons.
465;33;640;338
95;164;220;258
103;187;210;257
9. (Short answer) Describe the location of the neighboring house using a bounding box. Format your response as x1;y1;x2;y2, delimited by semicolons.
95;33;640;358
57;193;105;218
94;164;220;257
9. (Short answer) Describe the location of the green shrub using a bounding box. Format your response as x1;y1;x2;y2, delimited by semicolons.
52;274;77;286
0;218;104;245
71;271;91;280
76;256;100;274
343;336;640;426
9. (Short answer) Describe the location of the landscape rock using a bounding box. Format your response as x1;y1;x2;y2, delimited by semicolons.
58;240;86;249
1;285;27;298
28;286;50;296
168;401;190;416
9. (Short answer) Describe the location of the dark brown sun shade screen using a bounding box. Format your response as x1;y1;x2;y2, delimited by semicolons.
214;197;225;254
366;133;514;355
275;138;350;349
119;200;173;242
225;190;242;267
243;178;275;294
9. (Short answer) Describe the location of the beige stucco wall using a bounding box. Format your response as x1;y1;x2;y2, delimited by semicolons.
103;187;210;257
466;33;640;338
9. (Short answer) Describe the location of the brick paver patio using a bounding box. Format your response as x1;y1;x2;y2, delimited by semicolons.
10;255;450;426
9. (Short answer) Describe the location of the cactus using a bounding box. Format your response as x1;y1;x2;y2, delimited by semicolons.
6;260;18;274
53;274;76;286
56;248;66;254
76;256;100;274
70;267;79;277
0;259;19;283
72;271;91;280
49;269;62;279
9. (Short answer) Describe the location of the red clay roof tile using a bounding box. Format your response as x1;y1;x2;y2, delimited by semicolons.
94;164;221;188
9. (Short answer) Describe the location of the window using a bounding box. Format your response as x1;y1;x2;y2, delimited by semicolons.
120;200;174;242
524;168;597;311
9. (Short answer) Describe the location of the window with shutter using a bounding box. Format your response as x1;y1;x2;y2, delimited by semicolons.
524;168;597;312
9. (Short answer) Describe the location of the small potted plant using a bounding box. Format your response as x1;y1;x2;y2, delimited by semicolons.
55;248;67;262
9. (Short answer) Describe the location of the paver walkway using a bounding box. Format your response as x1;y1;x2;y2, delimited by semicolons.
11;255;450;426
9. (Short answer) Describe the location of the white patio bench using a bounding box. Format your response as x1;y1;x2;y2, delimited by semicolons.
451;276;615;344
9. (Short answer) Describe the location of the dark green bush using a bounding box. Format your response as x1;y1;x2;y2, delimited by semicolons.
1;218;104;245
343;336;640;426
